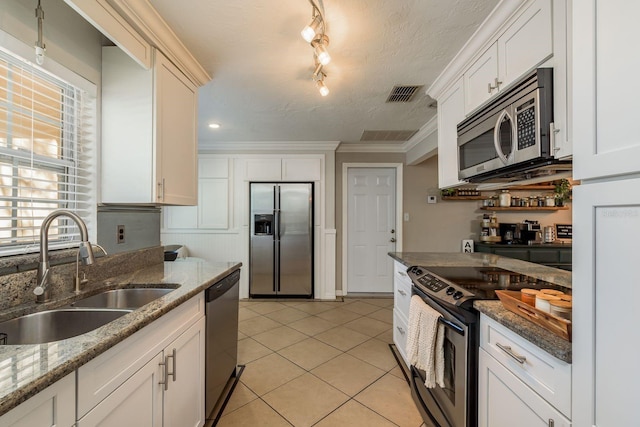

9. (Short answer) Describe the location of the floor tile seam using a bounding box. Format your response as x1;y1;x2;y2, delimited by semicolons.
308;397;402;427
325;351;391;382
352;387;406;427
305;367;382;399
341;322;390;338
240;364;308;398
225;394;295;426
274;345;345;372
346;341;398;371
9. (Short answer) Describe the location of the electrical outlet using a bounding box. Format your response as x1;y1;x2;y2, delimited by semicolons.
403;212;410;222
117;225;125;244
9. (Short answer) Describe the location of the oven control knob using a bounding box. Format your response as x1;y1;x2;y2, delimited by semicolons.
446;287;455;295
453;291;464;300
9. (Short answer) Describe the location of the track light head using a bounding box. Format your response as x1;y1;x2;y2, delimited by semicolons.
311;35;331;66
301;14;322;43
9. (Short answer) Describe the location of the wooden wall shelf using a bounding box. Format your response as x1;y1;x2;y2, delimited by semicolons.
480;206;569;211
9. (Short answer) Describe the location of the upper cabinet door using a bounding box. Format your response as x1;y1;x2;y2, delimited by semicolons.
155;52;198;205
573;1;640;180
498;0;552;89
464;43;499;114
438;78;466;189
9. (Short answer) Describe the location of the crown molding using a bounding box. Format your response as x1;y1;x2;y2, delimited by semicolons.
336;144;407;153
426;0;527;99
199;141;341;152
107;0;211;86
402;115;438;152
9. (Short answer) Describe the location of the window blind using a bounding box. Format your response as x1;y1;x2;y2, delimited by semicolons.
0;48;94;255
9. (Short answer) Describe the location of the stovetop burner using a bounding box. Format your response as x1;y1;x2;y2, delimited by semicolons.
407;265;565;309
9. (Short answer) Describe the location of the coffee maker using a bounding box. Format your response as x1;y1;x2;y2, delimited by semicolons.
518;220;542;244
499;223;518;244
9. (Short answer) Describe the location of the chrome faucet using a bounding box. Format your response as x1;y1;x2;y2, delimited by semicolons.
34;209;95;303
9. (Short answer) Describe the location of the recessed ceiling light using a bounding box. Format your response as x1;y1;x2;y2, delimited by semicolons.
208;123;221;129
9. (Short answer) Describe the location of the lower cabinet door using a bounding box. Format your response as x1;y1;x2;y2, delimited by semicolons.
0;374;75;427
478;349;571;427
77;353;163;427
163;316;206;427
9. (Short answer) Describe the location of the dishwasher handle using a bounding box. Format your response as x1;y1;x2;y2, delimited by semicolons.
206;269;240;302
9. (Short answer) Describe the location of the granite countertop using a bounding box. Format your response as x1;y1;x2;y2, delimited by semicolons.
474;300;572;363
473;241;572;249
0;259;241;417
388;252;571;288
388;252;572;363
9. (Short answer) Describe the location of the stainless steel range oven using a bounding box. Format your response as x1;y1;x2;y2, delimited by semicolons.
406;265;566;427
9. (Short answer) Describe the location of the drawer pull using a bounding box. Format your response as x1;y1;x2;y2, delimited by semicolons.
396;326;405;335
397;289;407;296
496;342;527;364
548;419;554;427
398;271;407;277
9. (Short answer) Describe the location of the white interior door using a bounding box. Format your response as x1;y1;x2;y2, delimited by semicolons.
346;167;396;293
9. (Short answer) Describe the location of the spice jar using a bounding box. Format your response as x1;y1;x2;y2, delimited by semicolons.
545;195;556;207
520;197;529;207
540;289;564;296
549;300;572;320
521;288;539;306
535;294;561;313
529;196;539;207
511;196;520;207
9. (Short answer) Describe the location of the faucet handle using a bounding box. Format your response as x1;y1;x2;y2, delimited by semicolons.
78;241;95;265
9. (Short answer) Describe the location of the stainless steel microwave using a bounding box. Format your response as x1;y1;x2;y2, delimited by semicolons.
457;68;567;183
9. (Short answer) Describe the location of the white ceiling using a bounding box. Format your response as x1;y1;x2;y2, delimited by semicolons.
148;0;500;148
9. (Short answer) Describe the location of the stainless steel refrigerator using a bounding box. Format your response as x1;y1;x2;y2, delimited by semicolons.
250;183;313;297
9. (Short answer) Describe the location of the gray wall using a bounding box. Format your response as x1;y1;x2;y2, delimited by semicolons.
97;207;161;255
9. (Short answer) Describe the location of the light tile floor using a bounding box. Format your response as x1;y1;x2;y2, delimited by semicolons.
216;297;424;427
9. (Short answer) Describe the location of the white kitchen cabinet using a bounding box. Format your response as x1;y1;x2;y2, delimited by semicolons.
464;43;499;113
478;314;571;426
77;353;163;427
437;78;466;189
282;158;322;181
392;260;411;366
464;0;552;114
478;349;571;427
163;318;206;427
77;294;204;418
102;46;198;205
245;159;282;181
572;1;640;180
0;374;75;427
78;318;205;427
572;178;640;427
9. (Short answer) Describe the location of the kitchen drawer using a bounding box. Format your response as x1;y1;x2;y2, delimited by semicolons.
393;261;411;282
394;273;412;318
77;293;204;418
479;314;571;418
393;309;409;367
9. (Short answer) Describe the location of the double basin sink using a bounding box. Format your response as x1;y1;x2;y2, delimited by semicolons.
0;288;176;345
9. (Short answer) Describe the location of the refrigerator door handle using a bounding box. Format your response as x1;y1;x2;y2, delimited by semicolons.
276;185;281;291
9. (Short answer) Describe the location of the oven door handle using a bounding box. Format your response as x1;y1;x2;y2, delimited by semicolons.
438;317;465;336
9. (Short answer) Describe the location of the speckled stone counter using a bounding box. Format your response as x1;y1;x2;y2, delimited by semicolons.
388;252;572;363
474;300;571;363
0;259;241;417
388;252;571;289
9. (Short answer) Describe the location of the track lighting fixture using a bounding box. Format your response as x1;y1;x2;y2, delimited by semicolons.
302;0;332;96
34;0;46;65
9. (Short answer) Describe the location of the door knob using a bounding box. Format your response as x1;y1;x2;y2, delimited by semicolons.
390;237;396;243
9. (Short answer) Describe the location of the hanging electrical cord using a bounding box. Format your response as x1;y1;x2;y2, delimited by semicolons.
35;0;46;65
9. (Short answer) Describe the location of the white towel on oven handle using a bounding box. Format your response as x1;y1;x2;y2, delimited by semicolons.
406;295;445;388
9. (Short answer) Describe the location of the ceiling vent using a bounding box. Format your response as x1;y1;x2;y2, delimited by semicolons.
360;130;419;142
386;85;423;103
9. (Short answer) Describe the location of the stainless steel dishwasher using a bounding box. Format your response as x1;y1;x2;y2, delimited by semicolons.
205;269;240;417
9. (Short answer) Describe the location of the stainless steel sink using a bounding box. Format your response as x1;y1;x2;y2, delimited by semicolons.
69;288;175;309
0;308;131;345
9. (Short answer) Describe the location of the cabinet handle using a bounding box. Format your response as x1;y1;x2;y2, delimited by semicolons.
396;326;405;335
496;342;527;364
398;271;407;277
488;77;503;93
548;419;554;427
397;289;407;296
159;356;169;391
168;348;177;382
157;179;165;201
494;77;503;88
